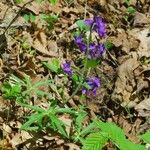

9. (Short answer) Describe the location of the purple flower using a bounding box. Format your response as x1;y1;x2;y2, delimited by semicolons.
89;43;106;59
85;16;107;37
74;35;87;52
62;62;73;76
82;77;100;96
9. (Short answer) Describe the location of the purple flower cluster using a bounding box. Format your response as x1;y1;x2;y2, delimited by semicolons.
74;35;87;52
62;62;100;96
89;43;105;59
85;16;107;37
74;16;106;59
62;16;106;96
82;77;100;96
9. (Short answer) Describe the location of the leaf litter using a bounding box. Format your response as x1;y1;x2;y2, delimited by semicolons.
0;0;150;149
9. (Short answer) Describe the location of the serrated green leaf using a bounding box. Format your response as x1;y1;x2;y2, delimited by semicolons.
57;108;75;114
18;103;45;113
140;131;150;144
23;14;30;22
95;120;126;142
94;120;146;150
80;122;96;137
118;140;146;150
30;13;36;22
82;132;108;150
21;113;44;131
48;114;68;137
75;111;87;132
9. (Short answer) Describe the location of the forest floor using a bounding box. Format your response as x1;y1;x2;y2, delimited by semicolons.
0;0;150;149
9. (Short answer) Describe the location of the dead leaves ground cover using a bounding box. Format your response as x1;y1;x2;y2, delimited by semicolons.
0;0;150;149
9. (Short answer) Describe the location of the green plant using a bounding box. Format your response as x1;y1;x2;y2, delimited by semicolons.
20;101;75;137
39;14;58;30
42;58;60;73
24;13;36;23
140;131;150;144
2;74;150;150
82;120;147;150
2;74;53;103
123;0;136;22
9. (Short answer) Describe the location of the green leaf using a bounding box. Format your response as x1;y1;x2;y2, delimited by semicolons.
18;103;45;113
30;13;36;22
95;120;126;142
82;132;108;150
118;140;146;150
15;0;23;4
21;113;44;131
76;20;90;31
49;0;57;5
23;13;36;23
125;0;130;6
127;6;136;14
48;114;68;137
2;82;21;99
40;14;58;30
75;111;87;133
72;74;80;82
57;108;75;114
80;122;96;137
140;131;150;144
42;58;60;73
104;41;114;50
84;59;100;68
94;120;146;150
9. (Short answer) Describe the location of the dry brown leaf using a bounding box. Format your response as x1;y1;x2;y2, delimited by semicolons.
65;143;80;150
135;98;150;117
0;2;9;20
32;31;58;57
0;139;14;150
112;57;139;103
130;28;150;57
133;12;150;26
59;115;72;136
9;131;32;149
108;29;139;54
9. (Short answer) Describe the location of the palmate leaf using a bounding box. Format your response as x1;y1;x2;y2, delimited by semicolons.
82;132;108;150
